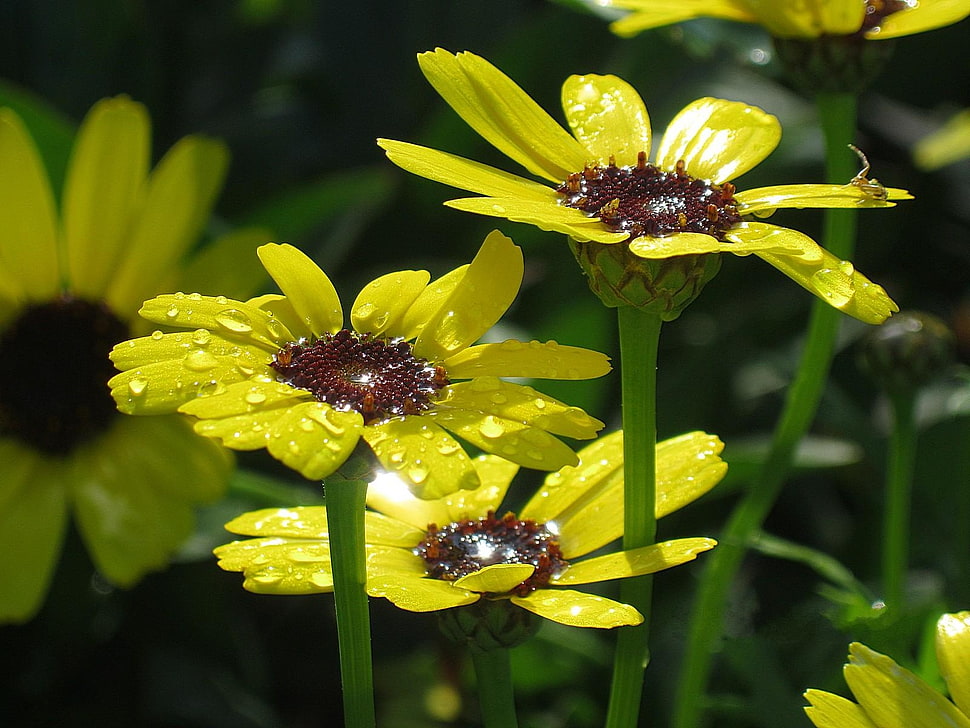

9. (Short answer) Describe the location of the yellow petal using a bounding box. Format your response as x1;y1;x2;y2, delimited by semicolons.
561;74;651;167
913;109;970;171
264;402;364;481
110;328;270;372
367;543;428;577
654;431;727;517
723;220;824;260
629;232;734;258
250;293;314;342
0;109;60;301
445;455;519;522
367;571;479;611
866;0;970;39
413;230;523;361
172;227;274;303
445;197;628;243
214;536;333;594
417;49;587;182
444;339;611;380
803;689;878;728
257;243;342;337
607;0;757;37
817;0;868;34
397;265;468;342
654;97;780;184
64;96;150;301
552;538;716;585
352;269;430;337
106;136;229;316
739;0;827;36
362;416;480;499
844;642;970;728
365;471;452;529
936;611;970;717
377;139;552;201
736;183;909;215
454;563;536;593
510;588;642;628
225;506;330;538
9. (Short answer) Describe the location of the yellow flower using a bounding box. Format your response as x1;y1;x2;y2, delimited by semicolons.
0;97;269;622
378;50;907;323
214;430;725;629
914;108;970;170
110;231;609;499
602;0;970;40
804;611;970;727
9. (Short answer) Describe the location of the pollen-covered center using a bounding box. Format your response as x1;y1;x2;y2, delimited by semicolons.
557;152;742;241
416;511;568;597
270;329;449;424
0;296;129;455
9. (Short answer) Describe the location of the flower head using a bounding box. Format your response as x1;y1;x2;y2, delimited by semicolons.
0;97;264;622
804;610;970;727
214;430;726;629
378;50;906;321
110;231;609;499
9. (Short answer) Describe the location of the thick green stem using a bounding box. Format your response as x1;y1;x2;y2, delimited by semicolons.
471;647;519;728
326;476;376;728
882;390;917;608
672;92;859;728
605;306;662;728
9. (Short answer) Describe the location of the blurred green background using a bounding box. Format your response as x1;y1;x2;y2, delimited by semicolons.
2;1;969;726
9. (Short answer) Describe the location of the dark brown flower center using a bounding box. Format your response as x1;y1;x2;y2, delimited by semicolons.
556;152;742;241
0;296;129;455
861;0;912;32
416;511;568;597
270;329;449;424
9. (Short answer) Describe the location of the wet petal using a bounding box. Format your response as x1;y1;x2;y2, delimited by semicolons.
736;183;909;215
724;221;824;260
397;265;468;342
264;403;364;481
352;269;430;337
257;243;342;337
552;538;716;585
803;689;878;728
368;571;479;611
510;589;642;628
607;0;757;37
654;431;727;517
110;328;270;372
866;0;970;39
214;536;333;594
655;97;780;183
417;49;588;181
413;230;523;361
444;339;611;380
454;563;536;594
445;197;628;243
251;294;313;342
630;232;734;258
365;472;452;530
445;455;519;522
936;612;970;717
225;506;330;538
561;74;651;167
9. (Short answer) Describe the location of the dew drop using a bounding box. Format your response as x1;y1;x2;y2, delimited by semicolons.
128;378;148;397
533;398;546;410
184;349;220;372
265;319;287;341
408;463;429;484
214;295;228;305
489;392;508;405
251;572;282;586
299;418;315;432
191;329;211;346
166;304;180;319
288;441;302;455
215;308;254;334
244;389;267;405
478;416;505;439
151;330;165;341
389;448;406;465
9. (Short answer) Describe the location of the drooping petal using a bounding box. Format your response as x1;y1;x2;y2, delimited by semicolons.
257;243;342;337
64;96;150;301
454;563;535;594
510;589;642;628
866;0;970;39
0;109;60;302
654;97;781;184
607;0;758;38
561;74;651;167
444;339;611;380
445;197;628;243
413;230;523;361
844;643;970;728
214;536;333;594
736;183;909;216
352;269;430;337
936;612;970;717
362;416;480;499
368;571;479;611
417;49;588;182
264;402;364;481
803;689;879;728
552;538;716;585
106;136;229;316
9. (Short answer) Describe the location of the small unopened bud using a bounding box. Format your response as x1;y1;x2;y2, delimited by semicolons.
859;311;955;393
437;599;539;652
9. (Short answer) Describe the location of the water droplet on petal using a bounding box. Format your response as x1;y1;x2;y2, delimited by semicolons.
215;308;254;334
191;329;211;346
166;304;180;319
151;330;165;341
299;418;315;432
184;349;220;372
128;378;148;396
478;416;505;439
408;464;429;484
533;398;546;410
245;389;267;405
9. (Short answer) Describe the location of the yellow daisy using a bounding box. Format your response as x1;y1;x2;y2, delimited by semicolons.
804;610;970;727
109;231;610;499
602;0;970;40
378;50;908;323
0;97;270;623
214;430;725;629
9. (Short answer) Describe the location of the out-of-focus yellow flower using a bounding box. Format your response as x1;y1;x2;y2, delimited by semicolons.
378;50;907;323
914;109;970;170
602;0;970;40
0;97;269;622
110;231;609;499
215;430;725;629
804;611;970;727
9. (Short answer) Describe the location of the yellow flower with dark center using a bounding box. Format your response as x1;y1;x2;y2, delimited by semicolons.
602;0;970;40
109;231;610;499
0;97;268;622
378;50;909;323
804;611;970;727
214;430;725;629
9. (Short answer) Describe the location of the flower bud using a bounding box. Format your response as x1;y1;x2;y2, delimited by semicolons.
859;311;955;393
437;599;539;652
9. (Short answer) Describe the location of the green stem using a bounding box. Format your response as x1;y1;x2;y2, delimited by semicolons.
605;306;662;728
882;389;917;608
471;647;519;728
326;476;376;728
671;92;859;728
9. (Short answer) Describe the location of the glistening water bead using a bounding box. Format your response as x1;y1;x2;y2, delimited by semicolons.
416;511;568;597
270;329;450;424
557;153;742;241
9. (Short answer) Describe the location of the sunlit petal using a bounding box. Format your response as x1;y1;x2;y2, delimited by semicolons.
561;74;651;167
866;0;970;39
368;572;479;611
352;270;430;337
445;197;628;243
511;589;642;628
936;611;970;717
607;0;757;37
444;339;611;380
264;403;364;481
803;689;879;728
454;563;535;593
736;183;909;215
257;243;342;337
552;538;716;585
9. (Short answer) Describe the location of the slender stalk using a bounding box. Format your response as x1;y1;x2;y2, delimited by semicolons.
326;476;376;728
605;306;662;728
882;389;917;608
672;92;859;728
471;647;519;728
